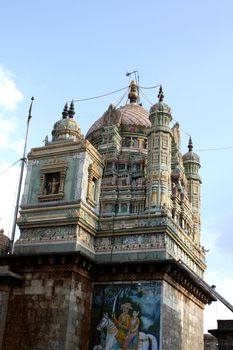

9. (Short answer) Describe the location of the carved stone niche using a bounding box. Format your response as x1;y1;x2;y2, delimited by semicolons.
87;162;101;207
38;159;68;202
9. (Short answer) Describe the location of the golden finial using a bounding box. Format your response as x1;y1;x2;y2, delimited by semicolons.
158;85;164;102
128;80;138;103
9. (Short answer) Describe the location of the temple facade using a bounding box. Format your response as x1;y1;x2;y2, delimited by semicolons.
0;81;215;350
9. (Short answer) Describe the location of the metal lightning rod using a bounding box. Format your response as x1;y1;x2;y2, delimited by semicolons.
9;97;34;254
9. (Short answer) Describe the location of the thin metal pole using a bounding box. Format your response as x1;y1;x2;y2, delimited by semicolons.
9;97;34;254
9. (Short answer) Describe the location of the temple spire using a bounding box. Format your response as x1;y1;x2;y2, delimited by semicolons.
188;136;193;152
68;100;75;118
158;85;164;102
62;103;69;119
128;80;138;103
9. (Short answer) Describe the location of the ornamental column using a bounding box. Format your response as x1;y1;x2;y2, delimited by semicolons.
146;86;172;212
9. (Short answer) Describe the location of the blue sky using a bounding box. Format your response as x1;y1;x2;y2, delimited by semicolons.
0;0;233;332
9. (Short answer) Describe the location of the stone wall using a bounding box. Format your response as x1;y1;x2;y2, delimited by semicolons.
0;256;214;350
162;279;204;350
2;261;92;350
0;290;9;348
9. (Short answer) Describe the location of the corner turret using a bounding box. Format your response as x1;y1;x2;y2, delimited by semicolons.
183;137;202;243
51;101;81;142
146;86;172;211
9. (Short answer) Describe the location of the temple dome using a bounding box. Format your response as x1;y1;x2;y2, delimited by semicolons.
52;102;81;142
183;137;200;165
149;85;172;116
150;100;172;115
86;103;150;142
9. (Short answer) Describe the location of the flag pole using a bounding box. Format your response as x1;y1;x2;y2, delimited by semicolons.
9;97;34;254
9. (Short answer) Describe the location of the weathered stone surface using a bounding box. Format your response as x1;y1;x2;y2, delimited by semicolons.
162;280;204;350
2;262;92;350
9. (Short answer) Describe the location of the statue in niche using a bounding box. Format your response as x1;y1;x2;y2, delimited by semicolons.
45;173;60;195
90;177;97;201
136;177;142;186
130;138;134;147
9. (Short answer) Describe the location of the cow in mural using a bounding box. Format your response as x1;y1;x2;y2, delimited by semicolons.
94;312;158;350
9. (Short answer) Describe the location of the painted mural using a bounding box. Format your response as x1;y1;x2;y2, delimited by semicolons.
90;282;161;350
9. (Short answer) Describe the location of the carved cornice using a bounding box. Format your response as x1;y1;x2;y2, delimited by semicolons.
0;253;215;305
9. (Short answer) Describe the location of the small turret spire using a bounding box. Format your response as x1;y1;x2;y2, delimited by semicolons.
68;100;75;118
188;137;193;152
128;80;138;103
62;103;69;119
158;85;164;102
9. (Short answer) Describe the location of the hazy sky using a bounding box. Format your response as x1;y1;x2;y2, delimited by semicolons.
0;0;233;332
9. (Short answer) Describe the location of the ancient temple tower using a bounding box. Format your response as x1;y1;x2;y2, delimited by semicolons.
0;81;215;350
146;86;172;211
183;137;202;244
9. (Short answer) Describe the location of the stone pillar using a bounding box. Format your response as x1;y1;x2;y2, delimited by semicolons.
209;320;233;350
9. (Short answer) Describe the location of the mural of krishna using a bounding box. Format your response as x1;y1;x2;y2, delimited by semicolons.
90;282;161;350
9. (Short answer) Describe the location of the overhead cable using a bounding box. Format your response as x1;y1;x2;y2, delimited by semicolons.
70;84;160;103
196;146;233;152
71;86;129;102
0;159;21;176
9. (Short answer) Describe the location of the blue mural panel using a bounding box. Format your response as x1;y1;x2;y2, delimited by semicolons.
90;282;161;350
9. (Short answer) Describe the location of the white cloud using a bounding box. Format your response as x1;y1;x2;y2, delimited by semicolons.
0;115;24;154
0;65;24;154
0;65;23;111
0;65;24;236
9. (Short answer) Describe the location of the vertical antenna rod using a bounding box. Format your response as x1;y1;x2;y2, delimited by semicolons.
9;97;34;254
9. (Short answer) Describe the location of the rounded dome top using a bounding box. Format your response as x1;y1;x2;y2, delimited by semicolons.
183;137;200;164
150;101;172;115
86;102;150;141
149;85;172;115
52;102;81;142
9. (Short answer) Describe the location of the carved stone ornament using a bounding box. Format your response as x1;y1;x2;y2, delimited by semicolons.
37;159;68;202
86;162;101;207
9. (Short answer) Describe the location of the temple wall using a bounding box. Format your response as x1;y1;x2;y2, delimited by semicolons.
2;264;92;350
162;280;204;350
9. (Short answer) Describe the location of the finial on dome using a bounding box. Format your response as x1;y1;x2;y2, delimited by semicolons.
107;104;115;113
128;80;138;103
188;137;193;152
62;103;69;119
158;85;164;102
68;100;75;118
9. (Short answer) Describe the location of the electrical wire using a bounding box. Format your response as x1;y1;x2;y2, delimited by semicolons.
71;86;129;102
196;146;233;152
0;159;21;176
113;89;129;108
69;83;161;104
139;88;154;105
140;84;161;89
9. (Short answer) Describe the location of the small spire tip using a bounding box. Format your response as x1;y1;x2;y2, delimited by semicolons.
158;85;164;102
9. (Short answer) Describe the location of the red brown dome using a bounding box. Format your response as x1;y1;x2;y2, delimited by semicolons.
86;103;150;142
